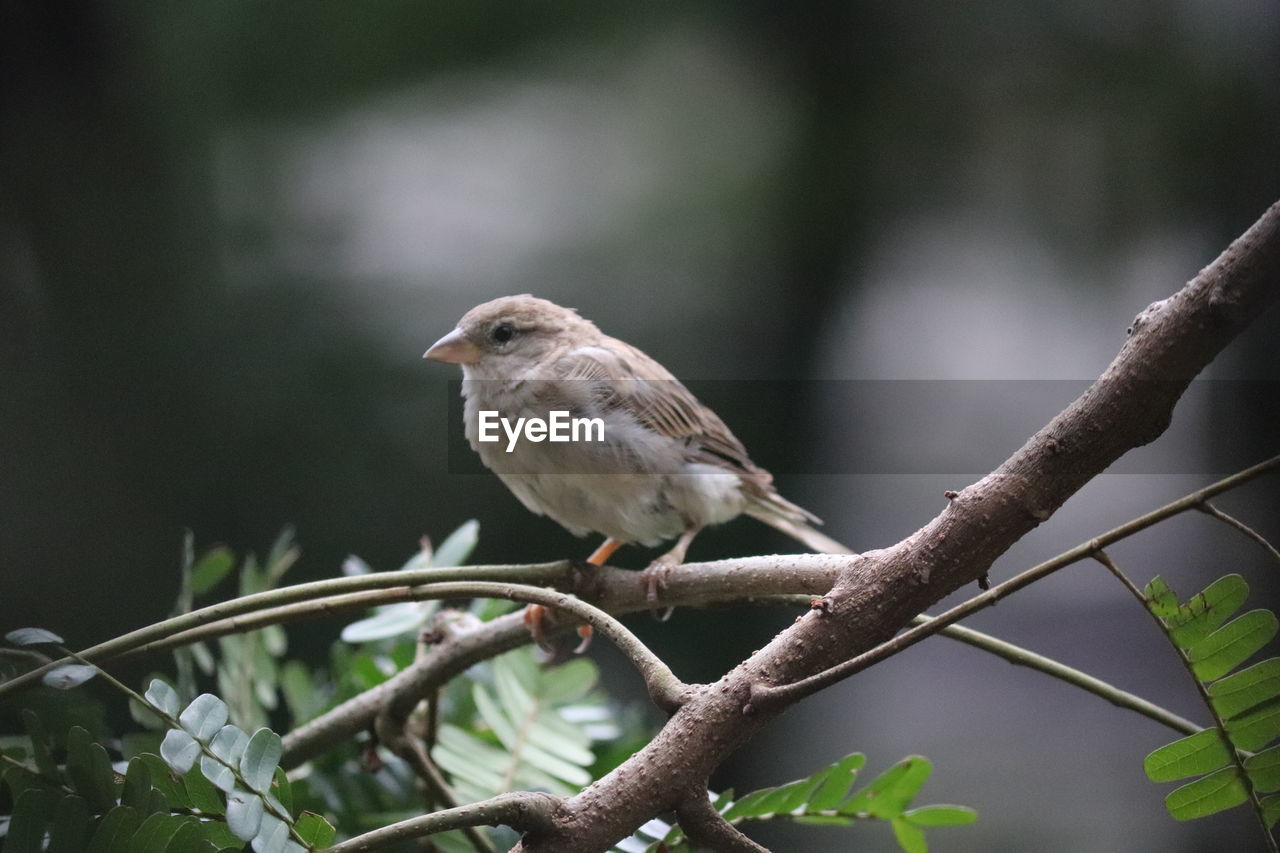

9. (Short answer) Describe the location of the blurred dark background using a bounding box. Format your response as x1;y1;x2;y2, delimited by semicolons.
2;1;1278;850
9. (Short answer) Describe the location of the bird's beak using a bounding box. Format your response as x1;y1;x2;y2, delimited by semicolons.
424;328;480;364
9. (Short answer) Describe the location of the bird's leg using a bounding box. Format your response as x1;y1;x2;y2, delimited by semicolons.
586;537;623;565
642;526;702;612
524;537;624;653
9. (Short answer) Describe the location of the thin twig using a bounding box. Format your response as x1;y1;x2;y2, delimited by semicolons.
0;562;577;698
324;791;561;853
762;596;1203;736
928;618;1202;736
1197;501;1280;566
385;581;689;712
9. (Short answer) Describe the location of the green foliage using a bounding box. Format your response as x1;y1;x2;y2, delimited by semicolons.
338;520;480;643
1142;574;1280;828
619;753;975;853
431;647;614;802
2;687;334;852
3;538;335;853
3;524;977;852
129;530;305;735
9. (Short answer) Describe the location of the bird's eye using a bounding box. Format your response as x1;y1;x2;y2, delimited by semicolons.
491;323;515;344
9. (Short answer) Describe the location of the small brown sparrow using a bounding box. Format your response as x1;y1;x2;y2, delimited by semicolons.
425;295;849;602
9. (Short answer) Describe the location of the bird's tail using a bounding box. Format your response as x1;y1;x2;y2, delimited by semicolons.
745;494;854;555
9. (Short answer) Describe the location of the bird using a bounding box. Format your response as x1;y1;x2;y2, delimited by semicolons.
424;294;850;607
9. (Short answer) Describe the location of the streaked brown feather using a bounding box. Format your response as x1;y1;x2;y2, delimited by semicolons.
550;338;779;498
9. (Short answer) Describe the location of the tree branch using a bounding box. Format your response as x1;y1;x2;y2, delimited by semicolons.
919;618;1203;736
324;791;560;853
375;581;690;713
675;788;771;852
751;454;1279;709
276;556;841;767
509;201;1280;851
1196;501;1280;565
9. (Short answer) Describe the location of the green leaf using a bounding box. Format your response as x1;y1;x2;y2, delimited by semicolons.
190;547;236;595
161;729;201;774
87;804;143;853
903;805;978;827
1262;793;1280;829
179;694;230;743
203;725;249;793
341;554;372;576
340;602;431;643
132;754;189;809
3;763;46;801
1143;577;1180;620
539;657;598;704
6;627;65;646
66;725;118;813
161;821;203;853
43;663;101;690
21;708;58;778
1224;700;1280;752
121;756;154;809
1144;729;1231;782
183;765;225;816
251;811;291;852
1168;574;1250;648
807;753;866;812
841;757;932;819
1209;659;1280;721
8;787;56;853
437;647;608;801
720;786;777;821
279;661;322;725
890;816;928;853
127;812;188;853
294;811;337;847
271;766;293;815
432;725;517;798
225;786;264;841
266;525;300;580
766;775;828;815
48;794;93;853
1246;745;1280;793
240;727;283;793
145;679;182;719
473;683;592;778
1164;767;1249;820
1188;610;1278;682
432;519;480;567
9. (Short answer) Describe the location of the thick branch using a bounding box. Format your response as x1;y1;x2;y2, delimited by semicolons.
512;201;1280;852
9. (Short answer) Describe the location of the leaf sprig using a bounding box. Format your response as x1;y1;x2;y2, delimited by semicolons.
1142;573;1280;831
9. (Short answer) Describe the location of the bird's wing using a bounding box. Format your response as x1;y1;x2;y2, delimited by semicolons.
551;339;773;489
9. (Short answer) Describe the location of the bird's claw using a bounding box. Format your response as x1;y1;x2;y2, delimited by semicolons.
523;604;594;654
641;559;676;622
522;604;556;652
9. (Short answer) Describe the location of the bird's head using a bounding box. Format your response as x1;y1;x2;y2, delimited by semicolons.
424;294;599;378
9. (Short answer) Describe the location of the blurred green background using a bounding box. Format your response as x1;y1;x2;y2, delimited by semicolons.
3;2;1278;850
